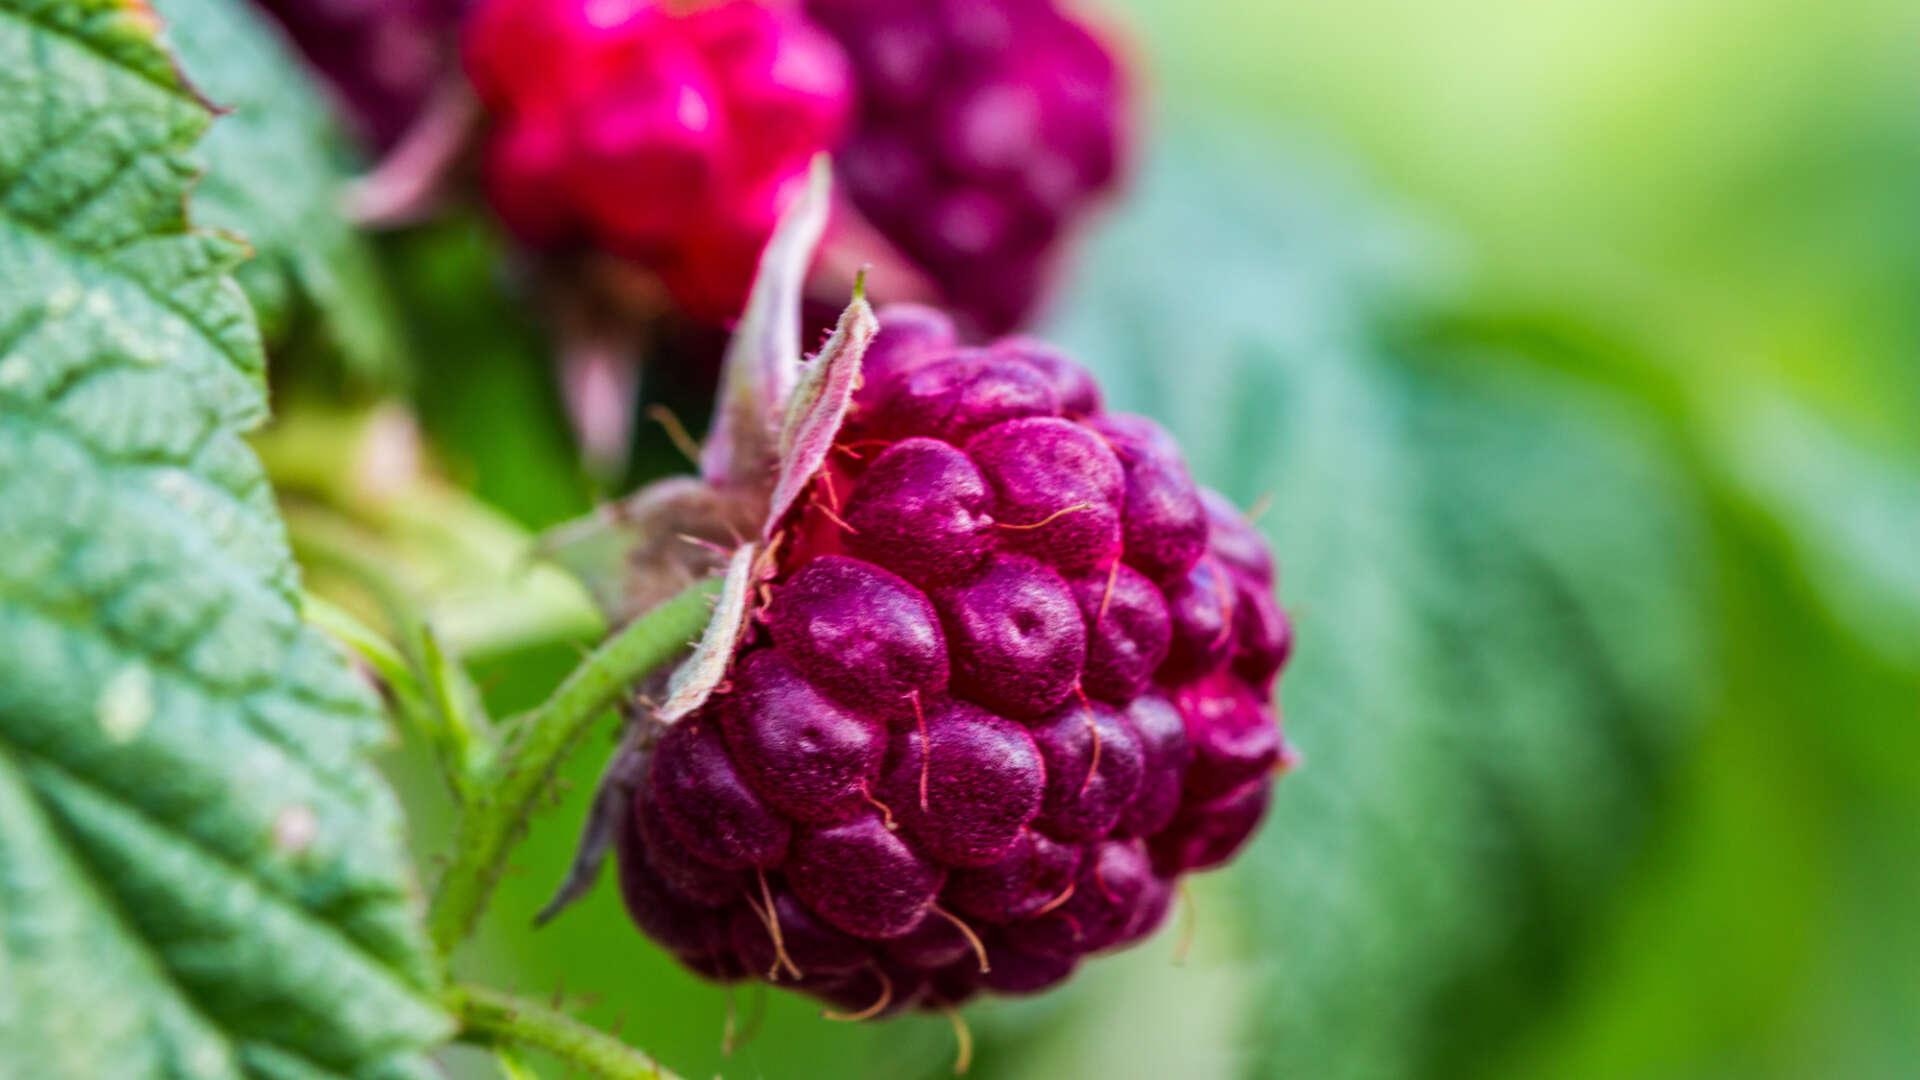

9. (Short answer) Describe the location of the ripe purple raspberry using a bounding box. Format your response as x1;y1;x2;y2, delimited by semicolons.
609;298;1294;1017
805;0;1133;336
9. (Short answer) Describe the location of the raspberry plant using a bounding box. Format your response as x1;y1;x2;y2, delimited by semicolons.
0;1;1720;1078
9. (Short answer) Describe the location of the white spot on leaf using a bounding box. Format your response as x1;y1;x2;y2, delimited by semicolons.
98;666;153;744
273;804;318;855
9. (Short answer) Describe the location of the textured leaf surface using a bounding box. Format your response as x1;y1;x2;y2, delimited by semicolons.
0;1;448;1075
152;0;403;384
999;128;1712;1080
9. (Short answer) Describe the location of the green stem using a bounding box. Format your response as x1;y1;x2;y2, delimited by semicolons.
410;623;496;802
297;546;494;805
301;591;412;684
427;577;721;954
448;983;685;1080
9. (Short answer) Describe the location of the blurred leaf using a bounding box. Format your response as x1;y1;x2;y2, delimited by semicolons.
0;2;447;1075
1029;127;1711;1080
1713;395;1920;674
155;0;405;387
378;218;592;528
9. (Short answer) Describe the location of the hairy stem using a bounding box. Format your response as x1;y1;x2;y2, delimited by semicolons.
427;577;721;953
449;983;685;1080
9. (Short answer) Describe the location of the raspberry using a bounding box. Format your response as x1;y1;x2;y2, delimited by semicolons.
805;0;1131;335
462;0;852;320
253;0;465;151
612;303;1293;1016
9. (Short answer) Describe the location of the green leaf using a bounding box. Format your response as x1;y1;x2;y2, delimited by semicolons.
1711;393;1920;672
377;218;591;528
0;1;449;1076
1007;126;1712;1080
152;0;404;387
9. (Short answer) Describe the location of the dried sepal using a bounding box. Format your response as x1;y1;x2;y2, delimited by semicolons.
701;155;834;493
765;276;878;539
536;477;763;625
659;543;759;723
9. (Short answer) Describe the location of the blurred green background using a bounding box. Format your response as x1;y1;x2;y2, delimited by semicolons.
257;0;1920;1077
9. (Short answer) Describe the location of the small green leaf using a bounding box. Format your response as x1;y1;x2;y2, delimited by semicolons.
152;0;405;386
0;1;448;1075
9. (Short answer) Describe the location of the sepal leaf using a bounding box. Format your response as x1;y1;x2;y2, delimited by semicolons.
700;154;832;490
764;277;875;538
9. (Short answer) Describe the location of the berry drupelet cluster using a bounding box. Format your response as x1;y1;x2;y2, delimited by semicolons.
613;303;1292;1016
462;0;853;319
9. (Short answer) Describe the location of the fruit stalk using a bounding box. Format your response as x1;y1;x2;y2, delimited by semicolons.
448;982;687;1080
428;577;723;954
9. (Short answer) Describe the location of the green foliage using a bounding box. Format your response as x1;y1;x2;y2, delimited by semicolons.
0;1;446;1074
154;0;405;387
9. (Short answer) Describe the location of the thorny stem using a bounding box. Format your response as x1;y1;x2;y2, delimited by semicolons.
427;577;722;954
449;983;685;1080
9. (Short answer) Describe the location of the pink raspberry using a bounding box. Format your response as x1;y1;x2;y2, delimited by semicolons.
613;302;1291;1016
462;0;853;320
254;0;466;151
805;0;1132;335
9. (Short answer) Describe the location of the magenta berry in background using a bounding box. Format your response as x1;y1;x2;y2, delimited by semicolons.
462;0;853;321
254;0;466;152
613;304;1294;1017
806;0;1133;336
